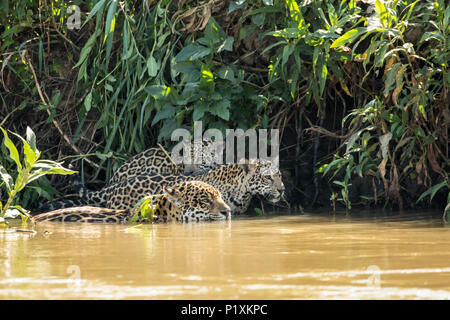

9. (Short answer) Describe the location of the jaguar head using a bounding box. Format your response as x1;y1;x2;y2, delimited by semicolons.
163;181;231;222
182;138;224;174
244;159;285;203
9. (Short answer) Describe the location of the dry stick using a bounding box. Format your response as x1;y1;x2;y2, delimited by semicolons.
240;65;269;73
25;53;99;169
295;110;302;193
157;143;178;168
305;126;351;140
311;106;326;206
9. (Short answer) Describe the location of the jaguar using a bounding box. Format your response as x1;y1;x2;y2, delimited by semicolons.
108;138;224;184
37;139;224;212
33;181;231;224
79;160;285;214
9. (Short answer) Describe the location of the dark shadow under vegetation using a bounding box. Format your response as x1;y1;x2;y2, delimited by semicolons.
0;0;448;217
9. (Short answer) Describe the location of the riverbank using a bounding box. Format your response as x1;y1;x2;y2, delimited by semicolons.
1;1;448;214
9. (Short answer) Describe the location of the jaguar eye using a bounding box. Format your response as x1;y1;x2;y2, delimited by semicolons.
202;201;212;210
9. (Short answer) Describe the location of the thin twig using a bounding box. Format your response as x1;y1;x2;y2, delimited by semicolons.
304;126;351;140
157;143;178;167
25;51;99;169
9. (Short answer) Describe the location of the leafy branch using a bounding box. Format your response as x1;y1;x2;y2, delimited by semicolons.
0;127;77;220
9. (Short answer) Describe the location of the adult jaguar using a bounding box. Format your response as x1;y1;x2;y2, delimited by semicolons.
79;160;285;214
36;139;225;212
33;181;231;224
108;139;223;184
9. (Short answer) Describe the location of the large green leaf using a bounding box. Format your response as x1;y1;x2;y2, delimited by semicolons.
217;66;235;82
175;44;211;62
25;126;37;153
11;131;36;168
193;102;209;121
1;127;21;170
0;165;13;193
28;161;77;184
211;99;230;121
417;181;448;203
147;55;159;77
330;27;366;48
374;0;388;27
151;105;176;126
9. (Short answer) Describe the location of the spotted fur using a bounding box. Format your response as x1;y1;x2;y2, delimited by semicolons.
33;181;230;224
108;139;223;185
81;160;284;214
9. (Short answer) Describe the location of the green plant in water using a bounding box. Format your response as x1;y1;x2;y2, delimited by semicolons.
0;127;77;221
254;207;264;216
333;180;352;211
129;194;163;223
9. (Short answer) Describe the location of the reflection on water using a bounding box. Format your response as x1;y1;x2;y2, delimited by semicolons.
0;212;449;299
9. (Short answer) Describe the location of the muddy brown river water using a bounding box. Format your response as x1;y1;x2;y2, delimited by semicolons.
0;212;449;299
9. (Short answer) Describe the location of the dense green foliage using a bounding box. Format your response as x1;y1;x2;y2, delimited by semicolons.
0;0;448;213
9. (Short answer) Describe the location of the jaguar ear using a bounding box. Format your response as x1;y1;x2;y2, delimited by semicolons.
163;185;180;201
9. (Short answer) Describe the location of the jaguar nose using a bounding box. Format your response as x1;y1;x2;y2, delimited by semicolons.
220;208;231;219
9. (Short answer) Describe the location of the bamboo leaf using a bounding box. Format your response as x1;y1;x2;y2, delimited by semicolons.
84;91;93;112
73;29;100;69
82;0;107;27
147;56;159;77
417;181;448;203
175;44;211;62
104;0;118;41
345;130;362;154
330;27;366;48
319;62;328;96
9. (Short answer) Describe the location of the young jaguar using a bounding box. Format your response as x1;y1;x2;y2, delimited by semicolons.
78;160;285;214
108;139;223;184
33;181;231;224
